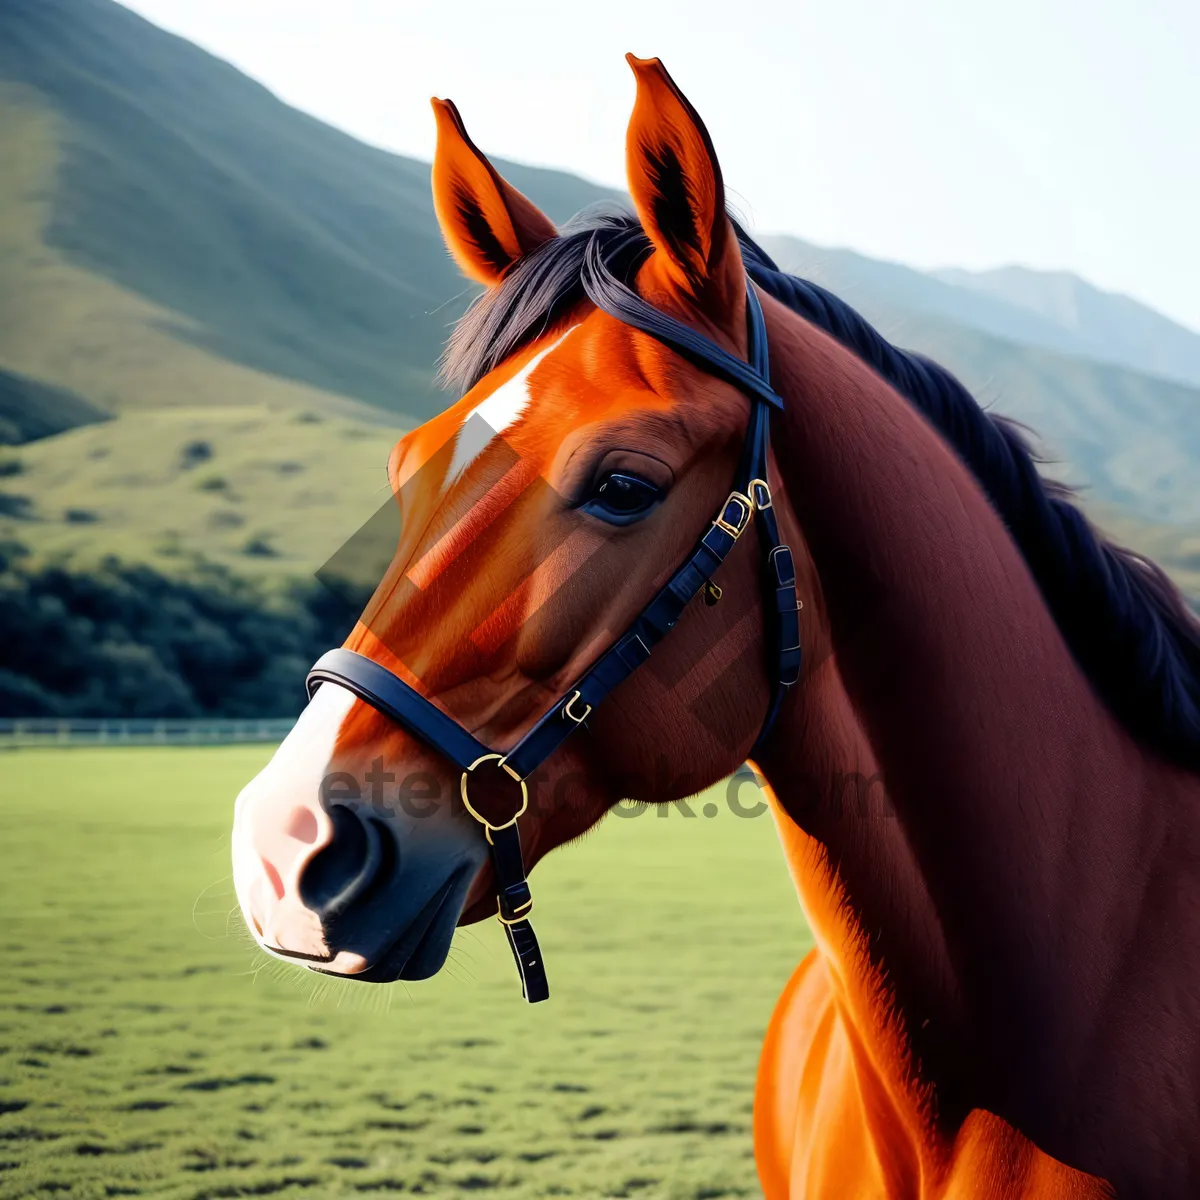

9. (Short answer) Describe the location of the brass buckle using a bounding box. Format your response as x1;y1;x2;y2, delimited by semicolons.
563;690;592;724
713;491;754;539
460;753;528;840
497;896;534;925
748;478;772;510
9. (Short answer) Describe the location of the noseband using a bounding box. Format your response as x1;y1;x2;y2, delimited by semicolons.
306;254;802;1002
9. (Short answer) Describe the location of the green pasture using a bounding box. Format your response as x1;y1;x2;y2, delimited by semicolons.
0;748;809;1199
3;408;401;582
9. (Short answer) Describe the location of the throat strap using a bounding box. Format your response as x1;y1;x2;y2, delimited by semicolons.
737;287;803;749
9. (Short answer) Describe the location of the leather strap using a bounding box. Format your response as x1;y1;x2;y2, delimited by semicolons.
307;648;489;774
736;285;802;753
581;235;785;413
581;251;798;749
307;652;550;1000
489;823;548;1003
308;477;756;784
502;489;754;778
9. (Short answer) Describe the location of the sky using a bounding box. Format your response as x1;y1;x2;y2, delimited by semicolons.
120;0;1200;333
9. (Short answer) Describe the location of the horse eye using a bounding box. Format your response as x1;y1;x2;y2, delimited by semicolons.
580;471;663;526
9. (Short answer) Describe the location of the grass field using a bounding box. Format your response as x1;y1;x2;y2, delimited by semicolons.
2;408;401;580
0;748;808;1199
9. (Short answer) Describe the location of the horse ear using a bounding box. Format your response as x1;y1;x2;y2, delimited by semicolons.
624;55;737;299
430;98;558;287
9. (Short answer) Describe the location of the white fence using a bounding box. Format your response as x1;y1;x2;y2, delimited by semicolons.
0;718;296;749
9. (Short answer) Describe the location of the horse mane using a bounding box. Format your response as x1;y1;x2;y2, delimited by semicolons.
441;206;1200;774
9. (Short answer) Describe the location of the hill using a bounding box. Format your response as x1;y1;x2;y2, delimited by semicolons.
0;364;109;444
0;0;622;427
760;235;1200;523
1;0;1198;584
936;265;1200;389
757;235;1200;391
0;408;399;581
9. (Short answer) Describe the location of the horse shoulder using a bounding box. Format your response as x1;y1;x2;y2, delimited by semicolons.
754;947;890;1198
755;948;1115;1199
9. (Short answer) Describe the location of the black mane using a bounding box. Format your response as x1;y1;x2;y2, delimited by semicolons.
441;207;1200;773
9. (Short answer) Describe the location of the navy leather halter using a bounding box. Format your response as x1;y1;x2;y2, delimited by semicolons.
306;262;802;1003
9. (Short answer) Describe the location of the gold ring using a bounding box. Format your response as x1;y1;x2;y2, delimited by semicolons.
459;753;528;832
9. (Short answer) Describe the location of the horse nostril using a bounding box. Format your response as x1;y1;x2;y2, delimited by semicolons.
284;805;319;844
298;806;383;918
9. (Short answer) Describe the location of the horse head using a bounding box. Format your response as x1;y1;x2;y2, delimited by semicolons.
231;56;808;984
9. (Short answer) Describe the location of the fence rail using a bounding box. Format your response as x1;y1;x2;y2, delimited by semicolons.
0;718;296;748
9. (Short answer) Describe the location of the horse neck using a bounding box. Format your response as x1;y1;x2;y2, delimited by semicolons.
751;293;1184;1158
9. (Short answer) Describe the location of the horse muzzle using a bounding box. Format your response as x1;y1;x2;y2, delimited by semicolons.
232;780;487;983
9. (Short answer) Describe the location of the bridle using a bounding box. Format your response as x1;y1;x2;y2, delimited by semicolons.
306;244;802;1003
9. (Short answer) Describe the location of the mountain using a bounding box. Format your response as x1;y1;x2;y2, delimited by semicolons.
759;235;1200;522
757;235;1094;363
0;0;622;427
934;265;1200;390
1;0;1198;578
758;235;1200;391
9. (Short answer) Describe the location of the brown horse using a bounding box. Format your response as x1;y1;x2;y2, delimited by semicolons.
232;56;1200;1197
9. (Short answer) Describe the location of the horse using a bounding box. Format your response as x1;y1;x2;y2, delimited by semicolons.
231;55;1200;1198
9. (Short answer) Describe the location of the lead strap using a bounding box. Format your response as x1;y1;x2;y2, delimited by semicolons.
488;823;549;1003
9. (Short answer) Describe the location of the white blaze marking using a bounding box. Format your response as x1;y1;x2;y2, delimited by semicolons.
254;680;356;798
231;681;357;922
445;327;576;488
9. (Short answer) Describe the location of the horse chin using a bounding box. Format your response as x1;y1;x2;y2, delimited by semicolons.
311;863;474;985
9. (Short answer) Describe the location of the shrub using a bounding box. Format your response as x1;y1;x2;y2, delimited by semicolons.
0;547;357;717
0;493;33;518
179;439;213;469
242;535;278;558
